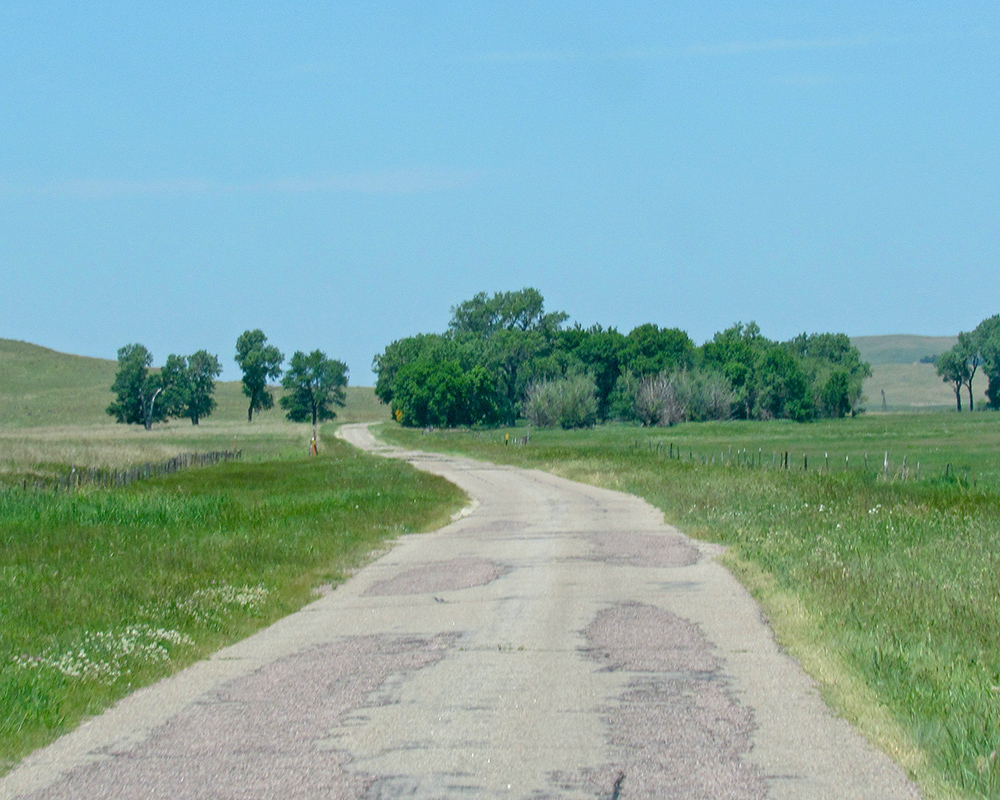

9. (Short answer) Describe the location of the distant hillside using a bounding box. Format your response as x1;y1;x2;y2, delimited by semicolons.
0;339;117;427
851;335;957;366
0;339;384;428
849;334;988;410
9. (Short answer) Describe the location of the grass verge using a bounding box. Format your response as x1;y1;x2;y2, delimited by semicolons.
381;415;1000;800
0;429;465;775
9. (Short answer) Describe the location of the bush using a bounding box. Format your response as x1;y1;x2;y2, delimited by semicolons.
524;375;598;429
631;370;733;426
634;374;684;426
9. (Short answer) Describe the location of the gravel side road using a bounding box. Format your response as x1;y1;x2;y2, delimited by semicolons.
0;423;921;799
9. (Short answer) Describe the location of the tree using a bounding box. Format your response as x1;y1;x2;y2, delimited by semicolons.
820;371;853;418
936;349;969;412
756;347;814;421
622;324;695;378
389;358;509;428
373;333;451;407
973;315;1000;409
786;332;871;416
449;288;567;338
279;350;348;426
235;329;283;422
632;373;685;427
564;325;628;420
159;354;190;420
956;331;982;412
161;351;222;425
106;344;169;430
185;350;223;424
701;322;766;419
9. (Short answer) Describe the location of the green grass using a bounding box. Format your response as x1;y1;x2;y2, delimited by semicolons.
381;414;1000;799
0;339;437;775
0;429;466;775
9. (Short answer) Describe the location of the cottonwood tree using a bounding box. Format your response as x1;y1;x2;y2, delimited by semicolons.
280;350;348;427
161;350;222;424
235;329;283;422
956;331;982;412
107;344;169;430
936;349;970;412
449;288;568;338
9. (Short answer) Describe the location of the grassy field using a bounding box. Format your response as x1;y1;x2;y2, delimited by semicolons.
865;363;980;411
0;338;389;486
381;413;1000;799
0;393;388;487
0;429;466;775
0;340;460;775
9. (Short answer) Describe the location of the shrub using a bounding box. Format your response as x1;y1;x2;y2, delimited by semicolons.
524;375;598;429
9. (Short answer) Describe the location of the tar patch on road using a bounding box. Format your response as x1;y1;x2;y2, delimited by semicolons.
584;530;700;568
554;602;766;800
363;557;512;596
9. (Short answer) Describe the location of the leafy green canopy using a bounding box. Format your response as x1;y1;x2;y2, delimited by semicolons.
279;350;348;426
107;344;160;428
160;350;222;425
108;345;223;430
235;329;283;422
373;290;874;428
937;316;1000;412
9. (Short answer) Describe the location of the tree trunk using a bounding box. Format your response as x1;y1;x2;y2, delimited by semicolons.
144;387;163;431
954;385;962;412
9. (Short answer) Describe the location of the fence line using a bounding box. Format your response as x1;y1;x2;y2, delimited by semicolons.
624;439;963;484
20;450;243;492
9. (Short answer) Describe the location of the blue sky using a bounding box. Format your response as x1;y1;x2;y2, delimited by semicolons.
1;2;997;382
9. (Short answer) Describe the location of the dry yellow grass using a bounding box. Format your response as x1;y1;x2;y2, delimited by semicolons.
0;416;314;482
864;363;988;410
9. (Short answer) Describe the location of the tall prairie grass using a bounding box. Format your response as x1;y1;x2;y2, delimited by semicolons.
382;414;1000;799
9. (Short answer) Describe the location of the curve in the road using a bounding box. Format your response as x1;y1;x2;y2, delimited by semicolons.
0;423;921;800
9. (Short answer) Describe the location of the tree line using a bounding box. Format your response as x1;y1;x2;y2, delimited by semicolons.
373;288;872;429
935;315;1000;412
107;329;348;430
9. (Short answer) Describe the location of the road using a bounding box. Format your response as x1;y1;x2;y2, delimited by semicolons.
1;423;921;799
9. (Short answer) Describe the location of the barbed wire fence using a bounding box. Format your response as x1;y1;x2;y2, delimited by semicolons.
17;449;243;492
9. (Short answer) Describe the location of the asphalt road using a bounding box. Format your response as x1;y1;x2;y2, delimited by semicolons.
1;423;922;799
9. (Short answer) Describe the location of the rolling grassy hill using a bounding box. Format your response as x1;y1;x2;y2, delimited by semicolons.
850;334;987;411
851;334;956;366
0;339;386;429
